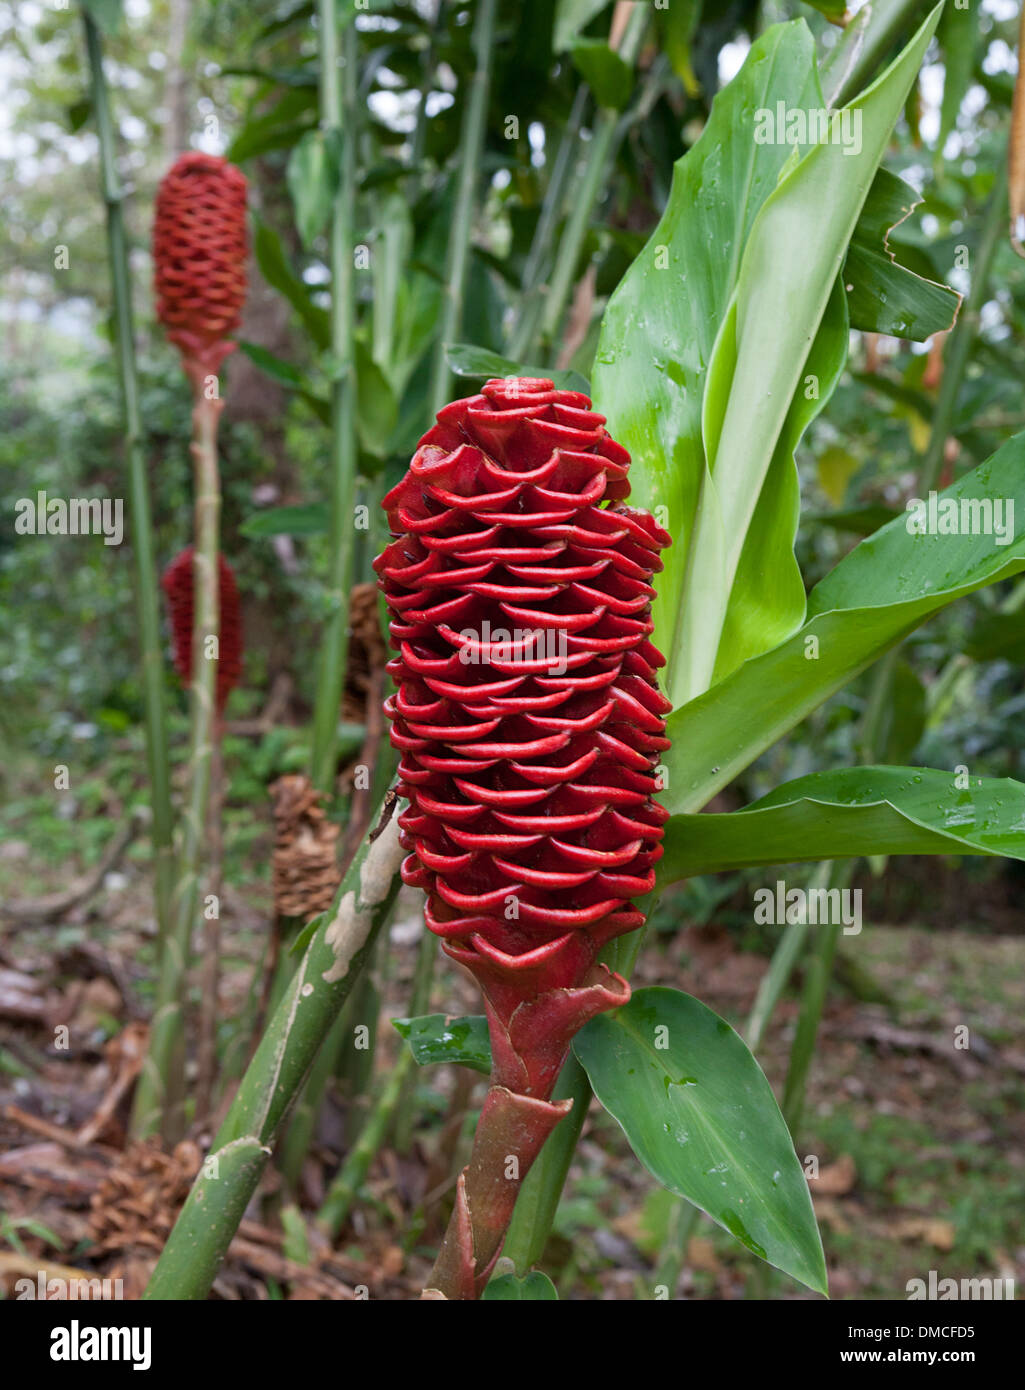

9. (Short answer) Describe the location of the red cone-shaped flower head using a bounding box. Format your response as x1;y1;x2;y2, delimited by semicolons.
163;548;243;714
153;152;248;378
375;378;671;1100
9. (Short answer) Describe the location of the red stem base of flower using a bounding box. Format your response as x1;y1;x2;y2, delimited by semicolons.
425;1084;572;1299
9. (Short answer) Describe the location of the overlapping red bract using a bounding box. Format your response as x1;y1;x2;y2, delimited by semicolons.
374;377;671;1099
162;548;243;714
153;152;248;377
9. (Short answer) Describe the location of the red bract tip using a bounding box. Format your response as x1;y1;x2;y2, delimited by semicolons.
153;152;248;377
375;376;671;1101
162;548;244;714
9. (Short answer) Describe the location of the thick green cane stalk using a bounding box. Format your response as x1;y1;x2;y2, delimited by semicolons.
144;798;404;1299
427;0;498;417
83;11;174;984
309;0;360;797
507;85;589;362
393;928;437;1153
133;394;222;1141
920;158;1008;493
536;5;649;355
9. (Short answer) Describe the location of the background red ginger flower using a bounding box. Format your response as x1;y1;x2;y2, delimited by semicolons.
162;549;243;714
374;377;671;1103
152;152;247;377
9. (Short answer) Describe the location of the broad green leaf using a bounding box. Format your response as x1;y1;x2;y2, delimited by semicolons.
592;22;827;706
287;129;341;249
253;217;331;350
482;1271;559;1300
679;5;941;702
660;430;1025;815
240;504;330;539
446;343;590;396
570;39;633;110
574;988;826;1295
553;0;610;53
659;768;1025;883
391;1013;491;1074
844;170;960;339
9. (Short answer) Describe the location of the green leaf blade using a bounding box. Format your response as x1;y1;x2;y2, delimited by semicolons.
575;988;826;1295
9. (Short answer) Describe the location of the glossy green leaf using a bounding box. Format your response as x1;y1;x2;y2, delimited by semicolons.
574;988;826;1294
482;1271;559;1300
253;217;331;350
287;129;341;249
240;504;330;538
679;5;940;702
844;170;960;339
592;22;826;707
660;430;1025;816
446;343;589;396
391;1013;491;1074
570;40;633;110
659;767;1025;883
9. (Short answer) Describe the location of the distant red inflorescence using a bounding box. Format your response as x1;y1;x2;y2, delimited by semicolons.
153;152;248;378
374;377;671;1100
162;548;243;714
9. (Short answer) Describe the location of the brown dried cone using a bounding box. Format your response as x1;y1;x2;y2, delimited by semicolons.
269;773;343;921
342;581;389;721
89;1140;202;1255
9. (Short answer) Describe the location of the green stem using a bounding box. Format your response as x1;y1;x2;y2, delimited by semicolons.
133;394;222;1141
500;1055;592;1272
309;0;360;796
144;796;405;1299
536;7;649;355
390;928;437;1153
317;1045;414;1236
781;895;848;1134
427;0;498;417
82;12;174;996
653;1200;699;1298
745;914;811;1054
919;158;1008;494
507;84;590;362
